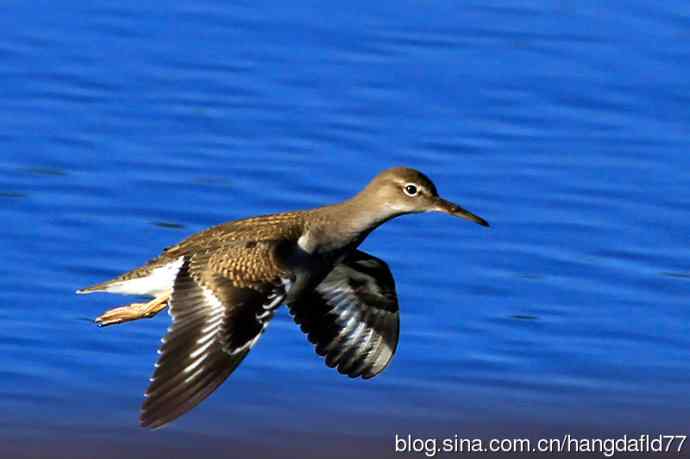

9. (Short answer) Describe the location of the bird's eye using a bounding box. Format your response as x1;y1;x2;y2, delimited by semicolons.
403;183;419;197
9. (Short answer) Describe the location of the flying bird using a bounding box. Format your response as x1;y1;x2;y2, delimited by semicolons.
77;167;489;428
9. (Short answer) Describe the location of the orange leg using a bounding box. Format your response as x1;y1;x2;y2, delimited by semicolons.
95;292;170;327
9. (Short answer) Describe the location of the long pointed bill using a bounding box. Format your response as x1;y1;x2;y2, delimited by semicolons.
433;198;490;227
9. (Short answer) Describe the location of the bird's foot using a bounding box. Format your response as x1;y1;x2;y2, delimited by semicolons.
95;293;170;327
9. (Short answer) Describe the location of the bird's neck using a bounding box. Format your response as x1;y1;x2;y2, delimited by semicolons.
300;194;400;255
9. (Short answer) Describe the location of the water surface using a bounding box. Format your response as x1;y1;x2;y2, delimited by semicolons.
1;1;690;458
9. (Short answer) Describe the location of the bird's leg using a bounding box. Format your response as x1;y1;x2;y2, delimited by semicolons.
95;292;171;327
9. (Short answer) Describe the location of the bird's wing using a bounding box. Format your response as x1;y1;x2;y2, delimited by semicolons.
288;250;399;379
141;247;289;429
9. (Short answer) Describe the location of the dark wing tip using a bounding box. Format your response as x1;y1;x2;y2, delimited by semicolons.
139;354;240;429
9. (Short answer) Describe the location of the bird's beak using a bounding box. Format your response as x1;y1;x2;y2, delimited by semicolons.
433;197;490;227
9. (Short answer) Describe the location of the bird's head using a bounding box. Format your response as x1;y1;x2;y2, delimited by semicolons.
360;167;489;227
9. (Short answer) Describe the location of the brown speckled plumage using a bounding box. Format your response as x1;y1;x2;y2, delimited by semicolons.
81;211;310;291
77;167;489;429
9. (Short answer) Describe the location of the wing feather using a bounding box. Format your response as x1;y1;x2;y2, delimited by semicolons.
289;250;399;379
140;258;284;429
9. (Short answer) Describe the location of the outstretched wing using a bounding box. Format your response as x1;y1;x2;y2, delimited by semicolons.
141;257;286;429
288;250;399;379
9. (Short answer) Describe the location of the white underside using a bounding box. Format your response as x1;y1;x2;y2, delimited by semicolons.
101;257;184;296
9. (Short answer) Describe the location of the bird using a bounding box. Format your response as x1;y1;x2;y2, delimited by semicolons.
77;167;489;429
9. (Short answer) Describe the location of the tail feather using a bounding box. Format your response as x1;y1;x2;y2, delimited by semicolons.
76;257;184;297
76;282;113;294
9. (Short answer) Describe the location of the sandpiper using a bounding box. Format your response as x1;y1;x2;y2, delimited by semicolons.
78;167;488;428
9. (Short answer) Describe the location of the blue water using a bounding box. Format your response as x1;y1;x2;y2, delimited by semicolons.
2;1;690;457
